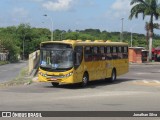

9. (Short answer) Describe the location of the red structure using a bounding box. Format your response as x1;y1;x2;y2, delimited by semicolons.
153;46;160;61
129;47;143;63
129;46;160;63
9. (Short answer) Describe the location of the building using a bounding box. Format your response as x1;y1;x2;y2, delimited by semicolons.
129;47;144;63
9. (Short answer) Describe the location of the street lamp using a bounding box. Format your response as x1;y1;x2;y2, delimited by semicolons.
131;28;133;47
121;18;124;42
23;37;24;60
43;14;54;41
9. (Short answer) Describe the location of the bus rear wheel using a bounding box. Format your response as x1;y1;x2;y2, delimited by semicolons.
109;69;116;83
51;82;59;87
81;73;89;87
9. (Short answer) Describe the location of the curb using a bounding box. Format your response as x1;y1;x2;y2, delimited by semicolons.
130;62;160;65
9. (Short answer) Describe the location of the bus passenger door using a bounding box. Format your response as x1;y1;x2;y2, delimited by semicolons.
74;46;84;83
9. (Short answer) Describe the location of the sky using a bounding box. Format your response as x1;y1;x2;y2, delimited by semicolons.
0;0;160;34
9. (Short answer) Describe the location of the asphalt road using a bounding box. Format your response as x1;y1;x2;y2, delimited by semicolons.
0;61;27;82
121;64;160;81
0;64;160;120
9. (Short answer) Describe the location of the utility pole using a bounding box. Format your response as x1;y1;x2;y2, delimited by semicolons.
121;18;124;42
43;14;54;41
23;37;25;60
131;28;133;47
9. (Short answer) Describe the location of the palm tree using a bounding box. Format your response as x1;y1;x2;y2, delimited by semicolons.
129;0;160;61
145;22;149;50
153;23;160;29
145;22;160;50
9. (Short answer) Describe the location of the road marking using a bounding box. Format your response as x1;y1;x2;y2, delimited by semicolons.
133;81;138;83
143;80;149;84
132;79;160;87
153;80;160;84
136;73;146;75
136;73;153;75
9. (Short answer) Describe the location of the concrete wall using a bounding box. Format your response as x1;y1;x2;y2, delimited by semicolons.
28;50;40;75
0;53;8;61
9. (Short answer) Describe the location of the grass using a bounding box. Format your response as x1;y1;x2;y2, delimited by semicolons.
0;67;33;88
0;61;9;66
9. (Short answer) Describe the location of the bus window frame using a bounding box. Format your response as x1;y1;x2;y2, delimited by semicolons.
106;46;112;60
122;46;128;59
118;46;123;59
84;46;93;62
92;46;99;61
99;46;105;60
112;46;118;59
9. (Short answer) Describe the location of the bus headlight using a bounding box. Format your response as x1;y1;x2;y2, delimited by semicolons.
65;72;73;77
39;71;73;78
39;72;46;77
39;71;42;75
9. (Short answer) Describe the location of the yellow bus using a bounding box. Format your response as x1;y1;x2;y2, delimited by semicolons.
38;40;129;87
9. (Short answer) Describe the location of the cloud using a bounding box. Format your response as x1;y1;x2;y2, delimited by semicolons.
106;0;131;18
111;0;131;11
42;0;74;11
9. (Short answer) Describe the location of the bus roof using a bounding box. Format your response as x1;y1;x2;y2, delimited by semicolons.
41;40;128;46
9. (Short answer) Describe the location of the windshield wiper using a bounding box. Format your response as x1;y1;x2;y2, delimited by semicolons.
40;65;52;69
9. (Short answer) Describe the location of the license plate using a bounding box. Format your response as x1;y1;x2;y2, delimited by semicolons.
50;78;57;81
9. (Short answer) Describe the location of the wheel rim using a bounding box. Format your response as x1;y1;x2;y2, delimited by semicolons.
82;76;88;86
112;71;116;81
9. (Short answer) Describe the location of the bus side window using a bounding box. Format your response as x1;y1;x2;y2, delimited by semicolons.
112;46;118;59
122;46;128;59
106;46;112;60
74;46;83;68
92;47;99;61
84;46;92;62
118;47;122;59
99;46;105;60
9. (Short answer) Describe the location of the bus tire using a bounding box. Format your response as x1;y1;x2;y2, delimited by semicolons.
109;69;116;83
81;73;89;87
51;82;59;87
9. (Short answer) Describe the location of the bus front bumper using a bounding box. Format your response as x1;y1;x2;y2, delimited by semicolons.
38;74;75;84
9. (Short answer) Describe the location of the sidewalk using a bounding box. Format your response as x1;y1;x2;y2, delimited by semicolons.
130;62;160;65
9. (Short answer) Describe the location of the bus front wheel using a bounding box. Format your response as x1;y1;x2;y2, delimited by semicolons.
81;73;89;87
109;69;116;83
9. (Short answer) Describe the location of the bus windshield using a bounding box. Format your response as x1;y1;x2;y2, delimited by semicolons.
40;49;73;70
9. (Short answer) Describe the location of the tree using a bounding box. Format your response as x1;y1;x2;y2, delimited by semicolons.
17;24;32;59
65;32;79;40
145;22;160;49
129;0;160;61
145;22;149;49
0;34;20;62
